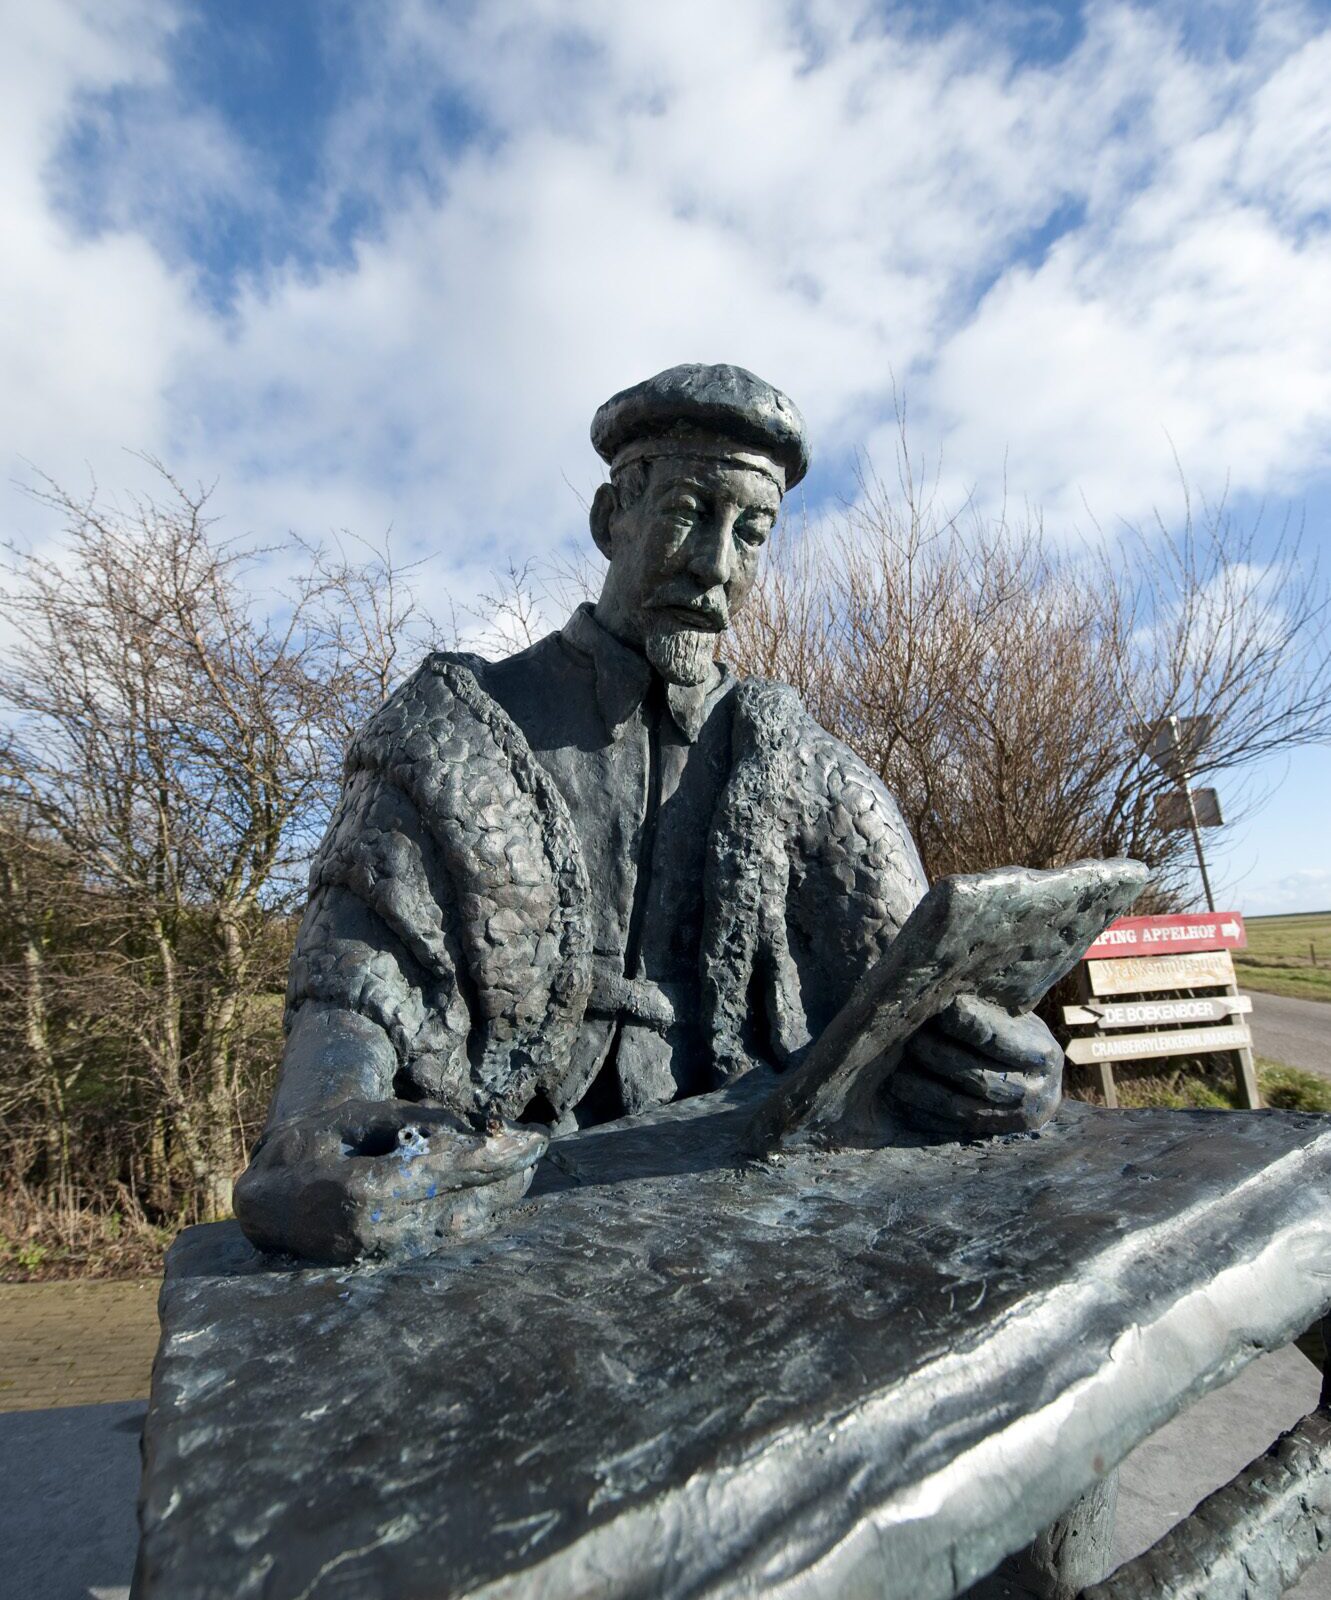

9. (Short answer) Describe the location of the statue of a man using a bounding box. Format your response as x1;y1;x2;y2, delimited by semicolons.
236;365;1062;1263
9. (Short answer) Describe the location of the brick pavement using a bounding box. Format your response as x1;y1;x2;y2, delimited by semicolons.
0;1279;160;1411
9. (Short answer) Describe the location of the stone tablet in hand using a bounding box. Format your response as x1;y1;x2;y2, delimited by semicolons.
755;857;1148;1148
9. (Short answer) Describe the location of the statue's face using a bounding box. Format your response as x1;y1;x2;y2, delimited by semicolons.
594;456;781;685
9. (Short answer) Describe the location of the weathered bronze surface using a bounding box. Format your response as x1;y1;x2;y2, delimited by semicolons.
234;364;1085;1267
141;365;1331;1598
137;1099;1331;1599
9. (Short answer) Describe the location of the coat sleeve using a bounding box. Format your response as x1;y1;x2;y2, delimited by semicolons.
775;716;929;1053
266;649;593;1128
275;761;475;1113
702;680;928;1081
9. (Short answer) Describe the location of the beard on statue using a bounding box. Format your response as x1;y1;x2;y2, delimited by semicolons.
645;620;721;686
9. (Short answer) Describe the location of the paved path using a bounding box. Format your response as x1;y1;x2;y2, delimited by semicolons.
1;1398;145;1600
1249;989;1330;1078
0;1279;158;1411
1113;1341;1329;1598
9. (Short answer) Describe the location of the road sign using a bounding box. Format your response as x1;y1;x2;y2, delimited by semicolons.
1135;715;1213;778
1062;994;1251;1030
1132;716;1223;911
1069;906;1257;1107
1084;912;1246;960
1086;949;1237;996
1155;787;1223;831
1065;1022;1253;1065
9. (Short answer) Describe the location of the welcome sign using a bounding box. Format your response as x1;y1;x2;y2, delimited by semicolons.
1083;911;1247;959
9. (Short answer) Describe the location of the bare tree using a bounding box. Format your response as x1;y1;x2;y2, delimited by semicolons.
730;452;1331;906
0;466;434;1221
0;812;84;1199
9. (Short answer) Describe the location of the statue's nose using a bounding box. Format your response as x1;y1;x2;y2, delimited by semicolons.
687;525;734;587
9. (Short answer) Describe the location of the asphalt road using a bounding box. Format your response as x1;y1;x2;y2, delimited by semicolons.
1248;990;1330;1077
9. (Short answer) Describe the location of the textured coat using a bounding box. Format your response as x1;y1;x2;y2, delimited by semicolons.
288;651;928;1124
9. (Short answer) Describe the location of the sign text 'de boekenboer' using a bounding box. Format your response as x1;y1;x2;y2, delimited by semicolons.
1062;994;1251;1030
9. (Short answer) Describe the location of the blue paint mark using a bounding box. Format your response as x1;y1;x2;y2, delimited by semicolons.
397;1125;431;1163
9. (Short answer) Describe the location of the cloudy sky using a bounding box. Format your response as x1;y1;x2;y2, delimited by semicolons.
5;0;1330;912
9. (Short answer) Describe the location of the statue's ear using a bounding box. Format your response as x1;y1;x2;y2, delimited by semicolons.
590;482;616;560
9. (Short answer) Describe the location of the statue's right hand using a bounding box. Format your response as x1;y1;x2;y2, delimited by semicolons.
233;1098;548;1266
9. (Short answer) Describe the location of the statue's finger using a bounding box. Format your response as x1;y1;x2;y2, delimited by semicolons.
349;1121;548;1194
934;997;1059;1072
410;1122;548;1180
889;1064;1031;1133
332;1098;469;1152
932;995;1003;1051
906;1030;1030;1107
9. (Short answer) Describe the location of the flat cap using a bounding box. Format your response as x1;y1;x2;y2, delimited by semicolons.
591;363;809;490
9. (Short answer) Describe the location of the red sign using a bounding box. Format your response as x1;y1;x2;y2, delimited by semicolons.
1083;911;1247;960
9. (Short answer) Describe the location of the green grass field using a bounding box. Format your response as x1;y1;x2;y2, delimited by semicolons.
1068;1057;1331;1113
1234;911;1331;1002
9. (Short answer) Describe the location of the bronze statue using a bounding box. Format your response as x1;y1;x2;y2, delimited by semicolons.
235;365;1066;1263
143;369;1331;1600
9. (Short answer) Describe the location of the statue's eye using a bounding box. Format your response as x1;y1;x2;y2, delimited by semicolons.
663;499;699;526
736;517;772;548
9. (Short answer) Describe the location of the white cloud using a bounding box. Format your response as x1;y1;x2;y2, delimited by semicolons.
922;4;1331;528
1238;30;1331;225
4;0;1331;584
1243;867;1331;915
0;4;200;505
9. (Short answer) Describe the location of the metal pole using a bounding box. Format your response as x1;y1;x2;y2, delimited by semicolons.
1182;786;1217;914
1168;716;1216;914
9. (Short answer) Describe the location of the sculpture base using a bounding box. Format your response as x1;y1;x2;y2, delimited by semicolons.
134;1096;1331;1599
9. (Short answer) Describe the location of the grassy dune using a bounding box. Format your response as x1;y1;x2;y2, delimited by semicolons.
1235;911;1331;1002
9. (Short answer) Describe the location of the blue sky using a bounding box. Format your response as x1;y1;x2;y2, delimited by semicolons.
4;0;1330;912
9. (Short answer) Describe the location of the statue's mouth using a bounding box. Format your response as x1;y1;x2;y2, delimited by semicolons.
649;600;727;633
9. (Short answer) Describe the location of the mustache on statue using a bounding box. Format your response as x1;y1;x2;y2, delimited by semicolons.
647;588;729;633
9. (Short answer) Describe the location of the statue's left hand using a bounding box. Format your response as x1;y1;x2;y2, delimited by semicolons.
233;1099;548;1265
889;996;1062;1136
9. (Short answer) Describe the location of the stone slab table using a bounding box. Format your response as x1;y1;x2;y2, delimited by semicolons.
132;1094;1331;1599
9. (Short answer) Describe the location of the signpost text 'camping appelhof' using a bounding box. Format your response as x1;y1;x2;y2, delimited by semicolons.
1083;912;1246;959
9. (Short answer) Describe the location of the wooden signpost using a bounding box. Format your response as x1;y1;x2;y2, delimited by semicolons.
1084;950;1239;996
1064;911;1258;1109
1062;995;1251;1029
1065;1022;1252;1066
1082;912;1247;960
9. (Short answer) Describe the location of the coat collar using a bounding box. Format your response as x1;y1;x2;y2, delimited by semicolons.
560;603;725;744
